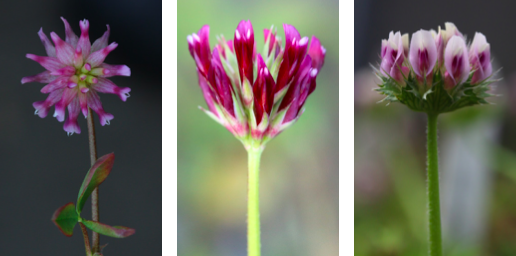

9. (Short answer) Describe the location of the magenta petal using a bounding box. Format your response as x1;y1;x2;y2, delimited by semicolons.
92;77;131;101
234;20;255;84
40;76;69;93
63;97;81;135
279;55;312;113
91;25;111;53
283;24;301;49
33;88;64;118
38;28;56;57
86;42;118;67
50;32;75;66
78;92;88;118
99;64;131;77
26;54;65;71
50;66;75;76
86;91;114;126
21;71;58;84
77;19;91;57
61;17;79;48
308;36;326;71
54;88;77;122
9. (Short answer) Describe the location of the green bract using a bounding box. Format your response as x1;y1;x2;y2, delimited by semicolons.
375;69;497;114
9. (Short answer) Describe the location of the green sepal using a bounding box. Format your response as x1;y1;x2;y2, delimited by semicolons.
81;219;135;238
270;51;284;80
242;77;254;108
51;202;79;237
76;153;115;214
376;70;496;114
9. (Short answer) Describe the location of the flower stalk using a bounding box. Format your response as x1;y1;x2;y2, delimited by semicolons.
247;144;263;256
87;107;100;253
79;223;93;256
426;113;442;256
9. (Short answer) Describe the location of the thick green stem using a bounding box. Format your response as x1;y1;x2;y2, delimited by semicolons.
427;113;442;256
247;146;263;256
87;108;100;253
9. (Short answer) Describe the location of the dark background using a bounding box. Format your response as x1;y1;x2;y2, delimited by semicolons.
0;0;161;255
355;0;516;255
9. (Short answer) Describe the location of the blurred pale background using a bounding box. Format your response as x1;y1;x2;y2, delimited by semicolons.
355;0;516;255
178;0;339;255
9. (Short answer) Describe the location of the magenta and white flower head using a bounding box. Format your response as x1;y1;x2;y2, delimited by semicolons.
187;20;325;148
22;17;131;135
375;22;497;114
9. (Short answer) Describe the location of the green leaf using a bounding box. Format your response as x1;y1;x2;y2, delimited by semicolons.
51;202;79;237
76;153;115;214
82;219;135;238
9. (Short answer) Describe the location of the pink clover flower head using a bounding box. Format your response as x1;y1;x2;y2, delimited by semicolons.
187;21;325;145
22;17;131;135
374;22;498;114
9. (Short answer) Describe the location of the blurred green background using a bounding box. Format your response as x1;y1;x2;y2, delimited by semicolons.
355;0;516;255
178;0;339;255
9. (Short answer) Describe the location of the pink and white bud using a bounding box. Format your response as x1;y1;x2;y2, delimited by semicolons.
409;30;437;79
380;31;409;83
444;36;470;88
469;32;492;84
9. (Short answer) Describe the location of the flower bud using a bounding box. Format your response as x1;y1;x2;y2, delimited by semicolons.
469;32;492;84
380;31;409;84
444;36;470;88
409;30;437;80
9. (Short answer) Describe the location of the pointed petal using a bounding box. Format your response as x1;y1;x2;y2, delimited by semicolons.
86;91;114;126
50;66;75;76
21;71;58;84
308;36;325;71
54;88;78;122
38;28;56;57
63;97;81;135
61;17;79;48
50;32;75;66
78;91;88;118
92;77;131;101
40;76;69;93
33;88;64;118
91;25;110;53
26;54;65;71
283;24;301;49
77;19;91;57
86;42;118;67
98;64;131;77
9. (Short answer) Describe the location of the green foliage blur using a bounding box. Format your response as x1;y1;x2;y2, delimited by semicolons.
177;0;339;255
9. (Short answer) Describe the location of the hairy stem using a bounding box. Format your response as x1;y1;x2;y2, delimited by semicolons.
87;108;100;253
247;146;263;256
427;113;442;256
79;223;92;256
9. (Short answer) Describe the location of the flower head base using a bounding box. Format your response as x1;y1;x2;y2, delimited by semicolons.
22;17;131;135
187;21;325;149
375;22;497;114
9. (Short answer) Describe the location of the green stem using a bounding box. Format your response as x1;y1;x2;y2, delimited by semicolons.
427;113;442;256
87;108;100;253
247;146;263;256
